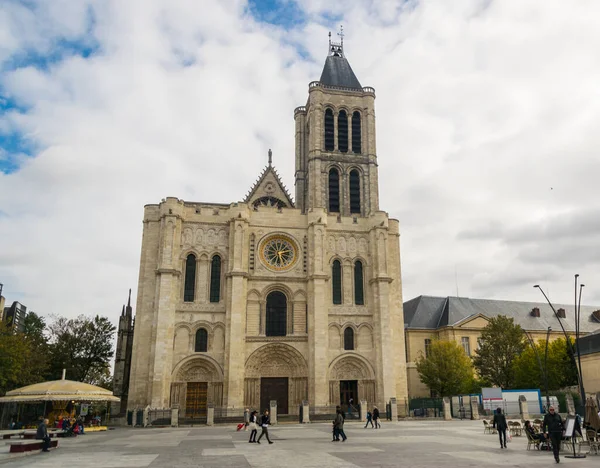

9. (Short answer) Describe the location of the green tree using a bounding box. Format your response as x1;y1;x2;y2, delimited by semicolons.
0;312;52;394
416;339;474;397
473;316;526;389
0;322;32;395
514;337;579;390
47;315;116;383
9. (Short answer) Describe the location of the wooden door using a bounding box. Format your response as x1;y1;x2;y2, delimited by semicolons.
185;382;208;418
260;377;289;415
339;380;358;408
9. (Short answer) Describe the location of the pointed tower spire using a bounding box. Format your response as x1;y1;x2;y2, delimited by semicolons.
121;305;125;317
125;288;133;319
320;27;361;89
268;148;272;167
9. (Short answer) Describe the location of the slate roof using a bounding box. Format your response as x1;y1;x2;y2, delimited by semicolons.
319;55;362;90
404;295;600;333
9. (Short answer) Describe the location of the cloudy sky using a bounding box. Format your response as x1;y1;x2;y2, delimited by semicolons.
1;0;600;330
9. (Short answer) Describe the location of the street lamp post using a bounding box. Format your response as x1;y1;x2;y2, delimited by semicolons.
534;280;586;409
543;326;551;411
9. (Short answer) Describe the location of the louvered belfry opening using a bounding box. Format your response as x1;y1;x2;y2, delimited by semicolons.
184;254;196;302
354;260;364;305
324;108;335;151
338;110;348;152
349;170;361;214
328;168;340;213
352;111;361;153
332;260;342;305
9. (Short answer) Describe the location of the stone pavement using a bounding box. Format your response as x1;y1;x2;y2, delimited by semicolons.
2;419;598;467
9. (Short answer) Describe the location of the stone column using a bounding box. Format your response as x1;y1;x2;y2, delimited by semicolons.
370;224;396;407
270;400;278;425
360;400;368;422
307;216;329;407
470;396;480;420
566;393;575;415
519;395;529;421
207;404;214;426
443;397;452;421
302;401;310;424
171;408;179;427
389;397;398;421
223;215;249;411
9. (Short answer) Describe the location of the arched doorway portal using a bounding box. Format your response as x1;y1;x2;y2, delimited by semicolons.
245;343;308;415
170;356;223;421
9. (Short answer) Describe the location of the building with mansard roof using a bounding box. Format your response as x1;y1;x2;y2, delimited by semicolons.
127;36;408;417
403;295;600;398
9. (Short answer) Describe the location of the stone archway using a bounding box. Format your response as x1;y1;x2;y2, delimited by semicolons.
245;343;308;414
170;356;224;418
328;354;376;407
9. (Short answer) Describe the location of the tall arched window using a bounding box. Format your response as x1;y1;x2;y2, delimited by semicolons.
195;328;208;352
328;168;340;213
266;291;287;336
332;260;342;305
352;111;361;153
344;327;355;350
349;170;361;214
338;110;348;152
209;255;221;303
184;254;196;302
354;260;364;305
324;108;334;151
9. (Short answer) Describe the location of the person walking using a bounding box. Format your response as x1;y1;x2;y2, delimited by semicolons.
364;409;374;428
543;405;564;463
373;406;380;429
492;407;508;449
257;409;274;444
36;418;51;453
244;408;250;432
248;411;258;443
334;408;347;442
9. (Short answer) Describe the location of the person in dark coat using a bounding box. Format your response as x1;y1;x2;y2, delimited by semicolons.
334;408;347;442
364;410;374;428
257;409;273;444
492;407;508;449
36;418;51;452
543;405;564;463
524;420;546;442
248;411;258;443
373;406;381;429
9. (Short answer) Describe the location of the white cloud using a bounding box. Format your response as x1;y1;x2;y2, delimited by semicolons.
1;0;600;334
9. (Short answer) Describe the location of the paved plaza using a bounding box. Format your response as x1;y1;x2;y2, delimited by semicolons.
2;419;598;467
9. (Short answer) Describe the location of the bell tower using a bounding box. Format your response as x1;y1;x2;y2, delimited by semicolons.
294;29;379;217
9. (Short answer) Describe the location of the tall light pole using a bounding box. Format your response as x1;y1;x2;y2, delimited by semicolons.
534;282;586;408
575;277;586;406
543;327;551;411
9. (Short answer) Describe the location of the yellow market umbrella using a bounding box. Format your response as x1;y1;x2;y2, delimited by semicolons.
0;377;119;403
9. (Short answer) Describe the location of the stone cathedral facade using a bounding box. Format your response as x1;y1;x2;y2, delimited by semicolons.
127;38;408;417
